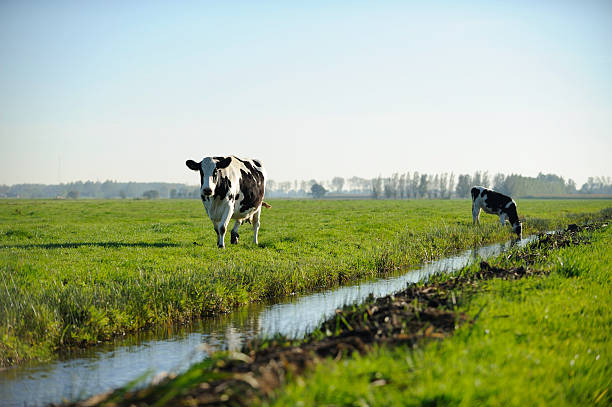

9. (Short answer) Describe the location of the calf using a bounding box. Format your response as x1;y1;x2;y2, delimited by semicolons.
186;156;270;248
471;186;522;238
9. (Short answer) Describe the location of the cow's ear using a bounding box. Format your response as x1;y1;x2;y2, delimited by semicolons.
215;156;232;169
186;160;200;171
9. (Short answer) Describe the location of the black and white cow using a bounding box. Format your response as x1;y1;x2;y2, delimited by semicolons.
186;156;270;248
471;186;522;238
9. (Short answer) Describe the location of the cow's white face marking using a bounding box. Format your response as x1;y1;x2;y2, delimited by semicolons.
199;157;218;197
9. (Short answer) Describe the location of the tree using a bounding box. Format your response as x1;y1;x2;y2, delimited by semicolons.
101;180;117;198
439;173;448;199
384;177;394;198
266;180;277;193
472;171;482;187
67;190;79;199
432;174;440;198
279;182;292;194
399;173;407;199
455;174;472;198
120;189;127;199
418;174;428;198
372;176;383;199
448;172;455;198
493;173;506;192
331;177;345;192
142;190;160;199
349;176;371;193
411;172;420;198
383;174;400;199
310;183;327;199
482;171;490;188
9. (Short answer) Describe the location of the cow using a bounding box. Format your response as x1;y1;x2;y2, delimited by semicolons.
186;156;270;248
471;186;522;239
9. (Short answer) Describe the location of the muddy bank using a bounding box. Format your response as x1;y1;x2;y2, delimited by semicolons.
69;222;607;407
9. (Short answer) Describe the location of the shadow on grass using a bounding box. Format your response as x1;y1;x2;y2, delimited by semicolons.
0;241;181;249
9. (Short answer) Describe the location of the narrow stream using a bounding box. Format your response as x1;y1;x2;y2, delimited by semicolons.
0;235;538;406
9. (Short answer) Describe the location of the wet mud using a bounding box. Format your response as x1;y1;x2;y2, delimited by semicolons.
69;221;607;407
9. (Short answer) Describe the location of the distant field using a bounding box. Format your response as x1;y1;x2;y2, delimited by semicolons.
1;198;610;366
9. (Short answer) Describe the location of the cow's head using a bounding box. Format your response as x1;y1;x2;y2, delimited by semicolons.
512;221;522;239
186;157;232;198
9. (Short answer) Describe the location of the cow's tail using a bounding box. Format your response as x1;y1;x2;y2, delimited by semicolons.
262;202;272;209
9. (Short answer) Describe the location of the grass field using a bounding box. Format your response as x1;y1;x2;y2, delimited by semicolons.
1;198;610;367
266;223;612;406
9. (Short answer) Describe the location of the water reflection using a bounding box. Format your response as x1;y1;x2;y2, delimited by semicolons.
0;234;538;407
257;235;536;339
0;309;264;407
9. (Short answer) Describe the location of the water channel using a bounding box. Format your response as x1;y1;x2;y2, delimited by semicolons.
0;235;538;406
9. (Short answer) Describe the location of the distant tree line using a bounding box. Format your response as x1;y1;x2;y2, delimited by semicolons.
0;180;199;199
266;177;374;198
0;174;610;200
267;173;612;199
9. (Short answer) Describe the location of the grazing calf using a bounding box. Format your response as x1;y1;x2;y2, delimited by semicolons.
471;186;522;238
186;156;270;248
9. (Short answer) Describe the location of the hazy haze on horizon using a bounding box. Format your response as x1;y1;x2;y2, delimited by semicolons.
1;1;611;187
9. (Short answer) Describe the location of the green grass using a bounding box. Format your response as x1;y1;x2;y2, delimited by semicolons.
1;198;610;367
266;225;612;406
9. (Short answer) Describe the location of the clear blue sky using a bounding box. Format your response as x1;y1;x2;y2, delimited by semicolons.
1;0;611;186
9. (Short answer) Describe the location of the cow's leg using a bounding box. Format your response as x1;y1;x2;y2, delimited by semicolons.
252;207;262;245
472;206;481;225
499;213;506;226
215;222;226;248
231;220;241;244
215;205;233;248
